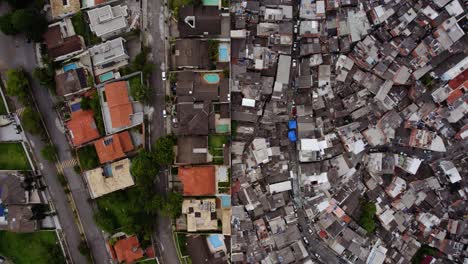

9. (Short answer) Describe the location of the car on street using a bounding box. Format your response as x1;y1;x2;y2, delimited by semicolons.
303;236;309;245
163;110;167;118
308;227;313;234
292;59;297;67
297;224;303;232
162;71;167;81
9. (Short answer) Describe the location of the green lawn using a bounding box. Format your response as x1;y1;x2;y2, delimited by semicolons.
208;134;229;157
0;231;65;264
0;143;31;170
0;97;7;115
77;145;99;170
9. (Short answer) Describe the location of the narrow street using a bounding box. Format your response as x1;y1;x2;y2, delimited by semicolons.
146;0;181;263
0;3;110;263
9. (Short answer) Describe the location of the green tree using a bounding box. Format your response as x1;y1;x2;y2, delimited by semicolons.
80;96;91;110
11;8;47;42
21;107;43;134
4;0;36;9
5;68;29;104
0;13;18;35
131;150;160;185
153;135;176;165
129;77;150;104
41;144;57;162
160;192;183;219
358;201;377;233
33;67;55;91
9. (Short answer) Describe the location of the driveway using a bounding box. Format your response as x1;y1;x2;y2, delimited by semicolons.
146;0;181;263
0;3;111;264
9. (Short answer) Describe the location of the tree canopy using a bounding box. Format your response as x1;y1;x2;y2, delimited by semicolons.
358;201;377;233
21;107;42;134
153;135;176;165
10;8;48;42
0;13;18;35
5;68;30;104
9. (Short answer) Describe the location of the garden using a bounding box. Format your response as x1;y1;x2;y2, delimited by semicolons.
208;134;229;164
0;231;65;264
0;142;31;170
77;145;99;170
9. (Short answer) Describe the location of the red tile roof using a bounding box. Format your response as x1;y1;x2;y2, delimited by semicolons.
67;110;100;146
448;69;468;89
105;81;133;129
179;166;216;196
94;131;134;164
112;236;144;264
446;89;463;104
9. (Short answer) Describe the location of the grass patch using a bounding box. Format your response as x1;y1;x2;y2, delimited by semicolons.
0;231;65;264
77;145;99;170
0;143;31;170
176;233;188;256
208;134;229;157
0;97;7;114
71;11;100;46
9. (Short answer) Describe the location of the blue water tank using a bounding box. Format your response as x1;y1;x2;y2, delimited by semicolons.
288;130;297;142
288;120;297;130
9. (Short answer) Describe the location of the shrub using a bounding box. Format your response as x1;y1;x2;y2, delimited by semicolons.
5;68;30;104
21;107;43;134
358;201;377;233
153;135;176;165
41;144;57;162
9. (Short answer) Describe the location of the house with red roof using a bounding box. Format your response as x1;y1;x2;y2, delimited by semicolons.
99;80;144;135
179;166;216;196
109;235;144;264
66;110;100;147
94;131;134;164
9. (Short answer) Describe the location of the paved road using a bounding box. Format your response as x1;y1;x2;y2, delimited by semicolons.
0;4;110;264
147;0;181;263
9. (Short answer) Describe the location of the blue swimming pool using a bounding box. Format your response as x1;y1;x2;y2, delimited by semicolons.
220;195;230;208
70;102;81;112
207;234;223;248
203;73;220;84
63;63;78;72
218;43;229;62
99;71;114;82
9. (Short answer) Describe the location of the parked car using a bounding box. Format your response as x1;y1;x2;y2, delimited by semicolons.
302;236;309;245
308;227;313;234
162;71;167;81
163;110;167;118
297;224;303;232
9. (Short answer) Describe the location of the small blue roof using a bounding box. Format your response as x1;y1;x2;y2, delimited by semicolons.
288;120;297;129
288;130;297;142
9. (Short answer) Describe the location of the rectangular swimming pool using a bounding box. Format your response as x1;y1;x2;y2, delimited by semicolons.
99;71;114;83
202;0;219;6
63;63;78;72
218;43;230;62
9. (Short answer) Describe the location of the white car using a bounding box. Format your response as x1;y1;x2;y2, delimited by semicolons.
163;110;167;118
302;236;309;245
292;59;297;67
162;71;167;81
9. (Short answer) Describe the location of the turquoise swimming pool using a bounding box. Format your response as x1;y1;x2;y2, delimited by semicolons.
203;73;220;84
99;71;114;82
203;0;218;6
63;63;77;72
218;43;229;62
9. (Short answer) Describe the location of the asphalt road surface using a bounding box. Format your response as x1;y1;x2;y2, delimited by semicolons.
147;0;181;263
0;3;110;263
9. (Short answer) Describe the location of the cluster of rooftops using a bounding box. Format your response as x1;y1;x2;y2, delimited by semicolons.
229;0;467;263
